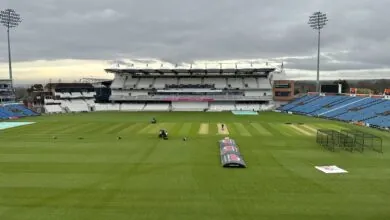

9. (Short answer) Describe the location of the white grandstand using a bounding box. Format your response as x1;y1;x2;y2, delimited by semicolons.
43;83;96;113
103;62;278;112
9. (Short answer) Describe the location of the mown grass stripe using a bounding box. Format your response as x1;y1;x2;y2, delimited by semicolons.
282;124;304;136
137;124;156;134
61;123;95;134
83;123;113;134
190;123;201;136
314;123;346;131
233;123;251;136
226;123;238;136
250;123;272;136
178;123;192;136
268;123;292;136
118;123;144;135
209;123;218;135
300;124;318;133
171;123;184;135
105;123;129;134
148;123;176;134
40;123;79;135
290;125;313;136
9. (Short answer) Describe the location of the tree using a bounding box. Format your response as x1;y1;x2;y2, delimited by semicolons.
27;84;44;95
14;87;28;100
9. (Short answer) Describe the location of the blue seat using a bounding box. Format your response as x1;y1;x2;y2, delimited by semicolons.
283;95;390;128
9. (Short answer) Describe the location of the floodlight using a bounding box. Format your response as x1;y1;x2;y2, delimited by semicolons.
308;11;328;93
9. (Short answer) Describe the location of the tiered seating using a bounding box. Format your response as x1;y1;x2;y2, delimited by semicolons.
337;100;390;122
278;95;315;111
0;109;10;119
62;100;89;112
84;99;95;105
244;78;257;88
258;78;271;89
82;92;96;98
279;95;390;128
55;92;71;98
366;115;390;128
208;78;227;89
143;103;170;111
121;103;145;111
209;103;236;112
166;84;213;89
137;78;154;89
70;92;83;98
124;78;138;89
154;78;177;89
171;102;208;111
227;78;243;89
288;96;339;114
45;105;63;113
44;98;61;104
94;103;120;111
316;97;364;116
179;78;201;84
0;104;39;119
8;104;39;116
111;90;129;97
260;104;274;111
111;75;126;89
326;98;381;119
235;104;260;111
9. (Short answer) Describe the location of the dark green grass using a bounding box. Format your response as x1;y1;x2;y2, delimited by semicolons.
0;112;390;220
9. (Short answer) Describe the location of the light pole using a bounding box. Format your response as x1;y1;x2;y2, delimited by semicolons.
308;11;328;93
0;9;22;92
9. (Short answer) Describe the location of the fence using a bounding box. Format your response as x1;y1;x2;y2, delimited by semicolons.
316;129;382;153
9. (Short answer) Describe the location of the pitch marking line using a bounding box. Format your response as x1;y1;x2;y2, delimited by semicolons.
250;123;272;136
234;123;251;136
217;123;229;135
198;123;209;135
290;125;313;136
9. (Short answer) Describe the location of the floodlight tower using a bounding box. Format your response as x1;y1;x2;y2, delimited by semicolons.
0;9;22;91
308;11;328;93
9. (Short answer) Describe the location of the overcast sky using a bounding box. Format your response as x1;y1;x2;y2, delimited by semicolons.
1;0;390;84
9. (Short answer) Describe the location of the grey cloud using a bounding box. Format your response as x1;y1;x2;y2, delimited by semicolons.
283;54;388;71
0;0;390;76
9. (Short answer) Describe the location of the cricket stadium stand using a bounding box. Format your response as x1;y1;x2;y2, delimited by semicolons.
0;79;39;119
103;62;279;112
277;92;390;129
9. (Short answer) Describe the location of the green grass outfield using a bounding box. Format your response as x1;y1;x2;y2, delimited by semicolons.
1;111;390;220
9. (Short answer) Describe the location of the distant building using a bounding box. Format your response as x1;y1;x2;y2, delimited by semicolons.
0;79;15;103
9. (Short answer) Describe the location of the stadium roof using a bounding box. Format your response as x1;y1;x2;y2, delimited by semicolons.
105;62;276;75
45;83;94;89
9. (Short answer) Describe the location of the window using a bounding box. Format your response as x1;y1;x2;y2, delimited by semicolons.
274;91;291;97
274;84;290;88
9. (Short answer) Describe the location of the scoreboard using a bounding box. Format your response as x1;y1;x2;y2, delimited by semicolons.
321;84;339;93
